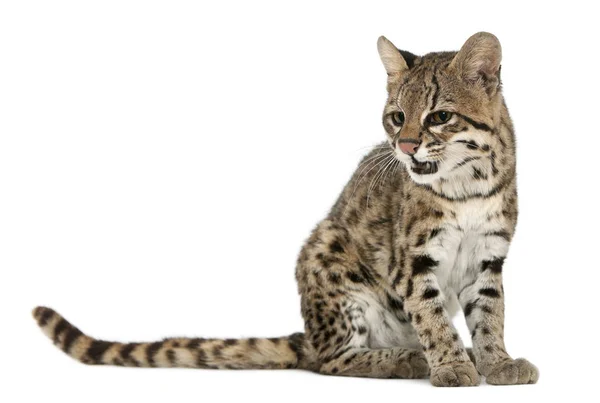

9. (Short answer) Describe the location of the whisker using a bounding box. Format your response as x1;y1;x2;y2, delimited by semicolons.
343;152;393;214
366;155;396;208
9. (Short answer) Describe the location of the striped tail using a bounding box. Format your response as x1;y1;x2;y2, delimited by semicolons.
32;306;309;370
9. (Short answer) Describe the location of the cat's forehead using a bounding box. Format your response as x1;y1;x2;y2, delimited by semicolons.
389;52;483;114
390;53;456;94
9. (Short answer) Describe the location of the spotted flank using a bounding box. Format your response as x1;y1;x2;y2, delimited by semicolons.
32;307;308;370
33;32;538;387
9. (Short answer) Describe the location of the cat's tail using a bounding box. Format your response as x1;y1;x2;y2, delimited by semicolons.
32;306;313;370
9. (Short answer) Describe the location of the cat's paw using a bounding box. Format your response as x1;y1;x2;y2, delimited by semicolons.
430;361;480;387
485;358;539;385
407;351;430;379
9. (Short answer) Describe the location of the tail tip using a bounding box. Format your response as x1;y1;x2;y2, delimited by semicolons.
32;306;57;326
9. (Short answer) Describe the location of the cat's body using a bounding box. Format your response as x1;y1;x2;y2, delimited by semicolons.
33;32;538;387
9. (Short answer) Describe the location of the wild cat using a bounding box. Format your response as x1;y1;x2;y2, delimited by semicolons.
33;32;538;387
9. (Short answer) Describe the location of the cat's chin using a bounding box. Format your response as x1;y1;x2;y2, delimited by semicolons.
407;172;439;185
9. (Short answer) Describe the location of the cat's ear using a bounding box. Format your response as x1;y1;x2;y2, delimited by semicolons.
450;32;502;91
377;36;409;77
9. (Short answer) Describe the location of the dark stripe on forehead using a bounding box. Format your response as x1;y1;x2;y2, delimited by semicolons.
424;85;433;109
430;72;440;111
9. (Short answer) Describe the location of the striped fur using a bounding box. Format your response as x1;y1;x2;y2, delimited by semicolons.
33;307;309;370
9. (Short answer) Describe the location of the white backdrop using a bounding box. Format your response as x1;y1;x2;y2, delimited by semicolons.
1;1;598;401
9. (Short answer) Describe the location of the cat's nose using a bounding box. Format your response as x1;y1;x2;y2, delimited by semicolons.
398;140;420;155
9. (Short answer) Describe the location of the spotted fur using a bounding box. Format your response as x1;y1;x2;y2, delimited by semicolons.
33;32;538;387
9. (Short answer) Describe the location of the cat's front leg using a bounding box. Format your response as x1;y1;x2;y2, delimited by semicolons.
458;257;539;385
396;255;479;387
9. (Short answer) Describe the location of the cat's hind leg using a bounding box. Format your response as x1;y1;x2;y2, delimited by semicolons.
303;290;429;378
297;243;428;378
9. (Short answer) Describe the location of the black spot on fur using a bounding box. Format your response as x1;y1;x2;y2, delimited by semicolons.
392;269;403;288
387;293;404;312
415;233;428;247
412;255;438;275
479;288;501;298
481;257;505;273
473;167;488;180
464;302;476;317
358;263;376;285
328;272;341;284
37;308;54;327
429;228;442;240
486;231;511;241
330;240;344;254
346;271;363;283
422;288;439;299
316;253;340;269
432;210;444;218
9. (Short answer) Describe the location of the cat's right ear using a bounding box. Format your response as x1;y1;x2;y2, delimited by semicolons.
377;36;409;80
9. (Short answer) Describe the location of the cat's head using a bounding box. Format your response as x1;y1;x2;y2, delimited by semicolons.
378;32;508;188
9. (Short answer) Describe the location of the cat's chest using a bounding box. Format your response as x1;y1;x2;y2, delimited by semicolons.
423;197;510;295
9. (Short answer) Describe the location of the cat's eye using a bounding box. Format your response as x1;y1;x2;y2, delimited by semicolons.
428;111;453;125
391;112;405;126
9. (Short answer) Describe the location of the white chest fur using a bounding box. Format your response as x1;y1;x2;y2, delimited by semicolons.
424;196;510;316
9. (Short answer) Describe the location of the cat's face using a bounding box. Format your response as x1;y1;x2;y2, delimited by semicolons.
378;33;503;187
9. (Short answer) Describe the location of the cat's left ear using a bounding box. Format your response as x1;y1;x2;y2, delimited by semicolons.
377;36;409;78
450;32;502;93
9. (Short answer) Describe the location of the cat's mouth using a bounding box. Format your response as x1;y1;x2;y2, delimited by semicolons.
410;158;439;175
